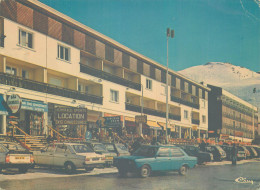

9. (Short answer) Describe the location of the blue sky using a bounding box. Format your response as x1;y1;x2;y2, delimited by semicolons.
39;0;260;72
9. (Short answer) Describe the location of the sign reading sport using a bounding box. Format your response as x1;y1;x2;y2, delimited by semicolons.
54;107;87;125
7;94;21;114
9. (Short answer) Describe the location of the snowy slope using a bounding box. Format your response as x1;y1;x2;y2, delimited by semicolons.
178;62;260;108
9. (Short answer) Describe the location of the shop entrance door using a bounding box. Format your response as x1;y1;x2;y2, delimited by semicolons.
26;111;44;136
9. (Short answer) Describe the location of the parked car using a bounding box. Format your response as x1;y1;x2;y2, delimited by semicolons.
246;146;258;158
252;146;260;157
103;143;130;157
113;145;197;178
33;143;106;173
0;142;34;173
221;145;246;161
205;145;226;161
84;142;117;166
179;145;213;164
241;146;251;159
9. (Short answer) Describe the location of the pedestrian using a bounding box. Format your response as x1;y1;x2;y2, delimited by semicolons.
151;137;157;145
199;139;206;152
231;144;238;165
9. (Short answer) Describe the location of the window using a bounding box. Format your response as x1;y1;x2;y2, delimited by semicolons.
202;115;206;123
110;89;119;102
58;44;70;61
146;78;152;90
19;29;33;48
22;69;29;79
184;110;189;119
201;100;206;108
170;148;184;157
49;77;62;87
157;148;170;157
6;66;17;75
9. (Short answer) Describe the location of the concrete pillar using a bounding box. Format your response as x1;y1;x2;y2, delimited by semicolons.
43;112;48;135
198;129;200;138
43;68;47;83
1;93;6;135
179;126;182;138
1;56;6;73
189;128;192;139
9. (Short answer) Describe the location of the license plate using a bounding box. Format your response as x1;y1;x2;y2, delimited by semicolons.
15;157;25;159
106;157;113;160
92;157;100;161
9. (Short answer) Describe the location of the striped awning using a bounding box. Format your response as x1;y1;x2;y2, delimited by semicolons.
0;95;8;115
147;121;161;130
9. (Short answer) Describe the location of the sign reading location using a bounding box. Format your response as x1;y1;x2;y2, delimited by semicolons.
54;107;87;125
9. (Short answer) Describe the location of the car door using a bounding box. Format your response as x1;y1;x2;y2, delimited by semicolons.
169;147;185;170
153;147;171;171
36;145;56;166
53;144;68;167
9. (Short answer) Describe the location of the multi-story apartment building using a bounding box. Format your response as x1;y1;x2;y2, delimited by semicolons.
0;0;210;140
208;84;258;143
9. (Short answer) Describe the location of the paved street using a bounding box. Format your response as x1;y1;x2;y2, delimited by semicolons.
0;160;260;190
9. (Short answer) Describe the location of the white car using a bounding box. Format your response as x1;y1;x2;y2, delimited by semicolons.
33;143;106;173
0;142;34;173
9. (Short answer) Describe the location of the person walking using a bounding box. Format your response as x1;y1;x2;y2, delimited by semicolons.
199;139;206;152
231;144;238;165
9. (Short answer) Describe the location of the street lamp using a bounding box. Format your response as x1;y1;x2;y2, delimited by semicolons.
166;28;174;144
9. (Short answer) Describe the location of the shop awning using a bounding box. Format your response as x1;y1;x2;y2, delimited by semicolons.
0;95;8;115
125;117;135;122
147;121;161;130
158;122;175;131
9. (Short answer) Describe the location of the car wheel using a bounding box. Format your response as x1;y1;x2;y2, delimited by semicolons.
85;167;94;172
140;164;151;178
179;165;188;176
64;162;76;174
19;167;28;173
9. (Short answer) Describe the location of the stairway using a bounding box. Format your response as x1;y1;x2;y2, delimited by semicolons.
14;135;47;151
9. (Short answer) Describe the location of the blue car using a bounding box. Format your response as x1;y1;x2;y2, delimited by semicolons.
113;145;197;177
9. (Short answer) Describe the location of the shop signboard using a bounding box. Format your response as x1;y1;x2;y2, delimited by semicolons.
235;131;243;137
135;115;147;124
103;116;121;128
54;107;87;125
6;94;21;114
21;99;48;112
220;134;229;140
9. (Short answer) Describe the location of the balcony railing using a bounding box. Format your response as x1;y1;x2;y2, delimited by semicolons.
0;72;103;105
80;63;141;91
192;119;200;125
125;103;181;121
170;96;200;109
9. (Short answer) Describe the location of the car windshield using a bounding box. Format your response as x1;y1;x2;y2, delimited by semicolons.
105;144;115;152
215;146;224;152
133;146;158;157
115;144;128;153
72;145;94;153
3;143;26;151
93;144;108;152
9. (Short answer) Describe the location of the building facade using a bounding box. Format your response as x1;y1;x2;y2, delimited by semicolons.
208;84;258;143
0;0;210;140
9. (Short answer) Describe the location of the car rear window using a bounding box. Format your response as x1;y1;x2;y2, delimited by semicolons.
3;143;26;151
105;144;115;151
133;146;158;157
115;144;128;152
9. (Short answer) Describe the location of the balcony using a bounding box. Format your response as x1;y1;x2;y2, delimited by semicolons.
80;63;141;91
192;119;200;125
0;72;103;104
125;103;181;121
171;96;200;109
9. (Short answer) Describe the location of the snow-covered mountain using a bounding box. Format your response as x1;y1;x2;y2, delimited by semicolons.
178;62;260;109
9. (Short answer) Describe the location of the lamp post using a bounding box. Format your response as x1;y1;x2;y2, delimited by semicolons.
166;28;174;144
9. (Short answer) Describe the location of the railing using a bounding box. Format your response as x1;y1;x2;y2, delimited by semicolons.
170;96;200;109
222;112;253;125
0;72;103;104
125;103;181;121
8;121;31;150
80;63;141;91
47;125;83;142
192;119;200;125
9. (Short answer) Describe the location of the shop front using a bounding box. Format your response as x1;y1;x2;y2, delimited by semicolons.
124;116;137;138
0;94;8;134
48;104;87;139
6;97;48;136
